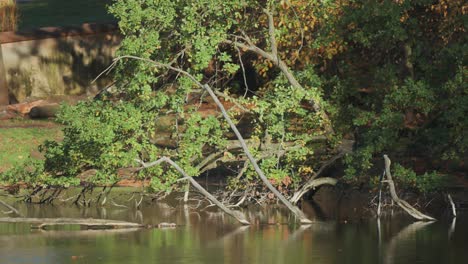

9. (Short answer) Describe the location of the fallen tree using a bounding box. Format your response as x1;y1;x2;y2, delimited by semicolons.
0;1;345;225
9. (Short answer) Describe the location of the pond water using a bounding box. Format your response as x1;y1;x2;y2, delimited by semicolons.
0;193;467;264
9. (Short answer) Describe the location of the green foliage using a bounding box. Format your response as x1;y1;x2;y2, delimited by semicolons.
3;0;463;196
322;0;467;192
393;164;444;193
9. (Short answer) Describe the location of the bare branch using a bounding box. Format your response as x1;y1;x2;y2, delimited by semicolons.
383;155;435;221
290;151;344;204
136;157;250;225
447;194;456;218
0;199;22;216
290;177;338;204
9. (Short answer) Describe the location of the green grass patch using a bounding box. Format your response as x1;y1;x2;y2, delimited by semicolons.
17;0;115;30
0;120;62;172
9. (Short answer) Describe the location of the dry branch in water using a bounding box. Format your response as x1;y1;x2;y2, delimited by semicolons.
447;194;456;218
0;199;22;216
0;217;144;229
383;155;435;221
136;157;250;225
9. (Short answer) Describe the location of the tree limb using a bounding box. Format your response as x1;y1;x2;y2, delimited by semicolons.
290;177;338;204
136;157;250;225
383;155;435;221
290;151;344;204
0;199;22;216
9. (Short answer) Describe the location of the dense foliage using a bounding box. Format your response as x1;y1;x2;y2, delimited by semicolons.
2;0;466;196
322;0;467;190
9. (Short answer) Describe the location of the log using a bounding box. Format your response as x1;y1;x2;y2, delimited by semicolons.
0;217;145;229
383;155;435;221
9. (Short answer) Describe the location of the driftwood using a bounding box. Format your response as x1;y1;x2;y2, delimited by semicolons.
137;157;250;225
0;217;144;229
383;155;435;221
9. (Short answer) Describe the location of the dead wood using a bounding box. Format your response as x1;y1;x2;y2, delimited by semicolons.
136;157;250;225
290;177;338;204
447;194;456;218
383;155;435;221
290;151;345;204
0;217;144;229
0;199;22;216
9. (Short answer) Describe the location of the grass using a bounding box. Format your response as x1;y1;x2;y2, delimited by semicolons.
16;0;115;30
0;119;62;172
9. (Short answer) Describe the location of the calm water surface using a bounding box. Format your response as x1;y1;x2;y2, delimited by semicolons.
0;194;467;264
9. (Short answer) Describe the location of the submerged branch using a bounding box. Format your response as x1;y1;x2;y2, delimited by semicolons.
0;217;144;229
136;157;250;225
0;199;22;216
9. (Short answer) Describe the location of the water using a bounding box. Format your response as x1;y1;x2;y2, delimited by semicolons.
0;195;467;264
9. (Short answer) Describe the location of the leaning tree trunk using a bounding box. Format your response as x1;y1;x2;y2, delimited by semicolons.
383;155;435;221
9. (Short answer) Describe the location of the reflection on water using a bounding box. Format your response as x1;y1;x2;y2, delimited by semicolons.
0;196;467;264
